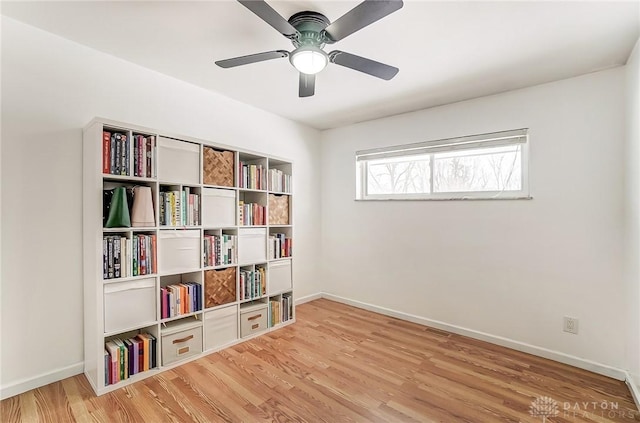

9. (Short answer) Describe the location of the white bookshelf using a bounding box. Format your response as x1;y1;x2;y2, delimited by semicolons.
83;118;294;395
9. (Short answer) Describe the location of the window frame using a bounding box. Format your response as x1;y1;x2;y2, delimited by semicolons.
356;129;530;201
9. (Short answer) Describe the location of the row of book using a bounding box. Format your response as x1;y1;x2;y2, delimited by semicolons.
103;234;157;279
270;293;293;326
269;300;281;327
240;267;266;301
132;134;157;178
102;131;157;178
160;282;202;319
269;233;292;260
238;201;266;226
104;333;157;386
269;169;291;193
159;188;200;226
239;161;267;190
203;234;237;267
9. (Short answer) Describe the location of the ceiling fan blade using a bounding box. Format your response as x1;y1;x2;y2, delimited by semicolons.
323;0;403;42
299;73;316;97
238;0;298;37
215;50;289;68
329;51;398;80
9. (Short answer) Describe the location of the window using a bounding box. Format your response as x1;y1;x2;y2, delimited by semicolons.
356;129;529;200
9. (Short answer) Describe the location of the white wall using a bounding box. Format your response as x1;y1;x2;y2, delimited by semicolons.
321;68;627;369
625;38;640;390
0;17;321;396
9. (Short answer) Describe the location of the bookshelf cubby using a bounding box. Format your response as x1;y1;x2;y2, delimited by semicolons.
83;118;294;395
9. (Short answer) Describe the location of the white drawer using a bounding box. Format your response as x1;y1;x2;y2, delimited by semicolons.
238;228;266;264
104;278;156;333
161;326;202;366
202;188;236;228
204;305;238;350
240;305;268;338
158;230;200;273
157;137;200;185
269;260;292;294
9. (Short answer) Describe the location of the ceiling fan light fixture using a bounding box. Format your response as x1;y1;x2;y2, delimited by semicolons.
290;46;328;75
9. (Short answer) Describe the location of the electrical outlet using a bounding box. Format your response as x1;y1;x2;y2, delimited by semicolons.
563;316;579;334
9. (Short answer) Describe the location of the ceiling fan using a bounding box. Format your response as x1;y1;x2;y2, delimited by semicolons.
215;0;403;97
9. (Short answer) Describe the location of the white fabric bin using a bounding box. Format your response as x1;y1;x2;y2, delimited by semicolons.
269;260;292;294
238;228;266;264
158;230;200;273
157;137;200;184
204;305;238;350
240;304;268;338
202;188;236;228
104;278;156;333
161;325;203;366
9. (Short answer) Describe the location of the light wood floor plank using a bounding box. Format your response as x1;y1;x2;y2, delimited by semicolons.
2;299;638;422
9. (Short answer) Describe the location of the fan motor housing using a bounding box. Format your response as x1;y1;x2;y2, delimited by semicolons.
288;11;330;48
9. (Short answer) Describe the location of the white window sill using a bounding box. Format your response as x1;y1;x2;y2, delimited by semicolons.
355;196;534;201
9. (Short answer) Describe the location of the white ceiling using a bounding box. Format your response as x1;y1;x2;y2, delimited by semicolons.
2;1;639;130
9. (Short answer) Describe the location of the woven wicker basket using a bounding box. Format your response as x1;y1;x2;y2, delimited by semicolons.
204;267;237;308
203;147;234;187
269;194;290;225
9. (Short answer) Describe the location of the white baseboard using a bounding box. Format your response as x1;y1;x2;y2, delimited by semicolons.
0;362;84;400
295;292;323;305
320;292;628;381
625;372;640;411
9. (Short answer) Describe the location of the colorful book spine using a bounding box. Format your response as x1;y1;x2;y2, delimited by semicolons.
102;131;111;174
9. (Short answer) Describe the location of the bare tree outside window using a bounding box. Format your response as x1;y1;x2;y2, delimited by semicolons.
356;129;528;200
365;146;521;196
367;154;430;195
433;145;521;193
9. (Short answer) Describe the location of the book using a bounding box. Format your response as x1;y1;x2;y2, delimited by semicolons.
110;134;116;174
105;341;119;384
135;334;150;372
124;133;130;176
151;136;157;177
121;237;127;278
151;235;157;274
147;333;157;369
104;350;110;386
107;237;114;279
113;237;121;278
132;235;138;276
131;337;140;375
160;288;166;319
113;338;127;380
102;238;108;279
133;135;139;177
102;131;111;174
124;339;134;376
137;337;144;372
146;137;152;178
114;134;121;175
140;136;146;177
125;238;132;278
139;235;146;275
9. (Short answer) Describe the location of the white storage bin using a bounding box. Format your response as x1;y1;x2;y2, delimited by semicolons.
240;304;268;338
158;230;200;273
161;325;203;366
202;188;236;228
104;278;156;333
238;228;267;264
204;305;238;350
157;137;200;185
269;260;292;294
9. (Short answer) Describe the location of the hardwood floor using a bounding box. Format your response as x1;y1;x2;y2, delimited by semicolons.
2;299;638;422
